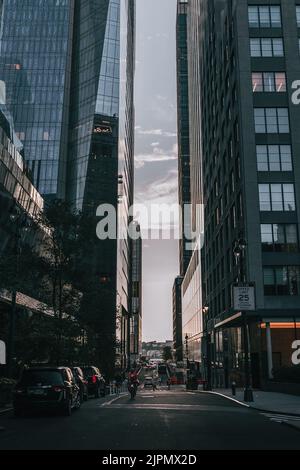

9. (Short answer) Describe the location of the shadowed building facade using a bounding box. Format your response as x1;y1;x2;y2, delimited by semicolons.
174;0;192;363
188;0;300;389
0;0;136;374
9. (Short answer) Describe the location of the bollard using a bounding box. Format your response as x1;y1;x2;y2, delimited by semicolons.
231;381;236;396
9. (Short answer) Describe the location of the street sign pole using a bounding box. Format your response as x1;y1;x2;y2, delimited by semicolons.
233;284;255;402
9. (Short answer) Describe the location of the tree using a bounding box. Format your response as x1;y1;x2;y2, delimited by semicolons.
33;200;84;365
163;346;173;362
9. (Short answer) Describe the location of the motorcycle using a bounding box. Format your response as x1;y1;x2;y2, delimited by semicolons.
128;382;137;399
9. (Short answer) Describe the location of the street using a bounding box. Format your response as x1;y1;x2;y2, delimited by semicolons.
0;388;299;450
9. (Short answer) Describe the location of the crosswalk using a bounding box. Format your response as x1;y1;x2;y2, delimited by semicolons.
261;412;300;424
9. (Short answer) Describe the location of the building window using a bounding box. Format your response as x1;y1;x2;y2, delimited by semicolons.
256;145;292;171
261;224;299;252
263;266;300;296
259;183;296;211
297;6;300;27
254;108;289;134
252;72;286;92
248;6;282;28
250;38;284;57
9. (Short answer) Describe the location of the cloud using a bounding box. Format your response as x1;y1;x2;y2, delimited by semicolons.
151;142;160;147
136;127;177;138
135;144;178;169
156;94;168;101
136;168;178;204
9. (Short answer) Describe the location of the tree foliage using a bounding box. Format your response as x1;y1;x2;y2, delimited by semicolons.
163;346;173;362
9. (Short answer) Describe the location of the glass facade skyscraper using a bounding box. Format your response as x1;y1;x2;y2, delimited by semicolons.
180;0;203;369
0;0;74;198
0;0;136;373
176;0;191;278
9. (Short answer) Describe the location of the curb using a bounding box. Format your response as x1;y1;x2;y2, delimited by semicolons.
0;407;13;415
281;421;300;433
197;390;300;418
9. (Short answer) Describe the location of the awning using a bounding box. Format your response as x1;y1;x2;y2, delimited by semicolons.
214;309;300;329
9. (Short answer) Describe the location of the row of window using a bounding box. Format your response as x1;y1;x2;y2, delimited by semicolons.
256;145;292;172
252;72;286;93
249;5;300;29
250;37;284;57
261;224;298;253
254;108;289;134
248;6;282;29
248;10;300;295
259;183;296;212
263;266;300;296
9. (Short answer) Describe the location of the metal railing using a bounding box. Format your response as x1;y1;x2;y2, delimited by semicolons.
107;381;128;396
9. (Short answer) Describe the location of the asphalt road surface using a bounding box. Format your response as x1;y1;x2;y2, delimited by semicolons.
0;387;299;450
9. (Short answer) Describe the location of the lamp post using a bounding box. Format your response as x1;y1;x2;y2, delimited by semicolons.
185;334;190;383
233;238;254;402
202;305;212;391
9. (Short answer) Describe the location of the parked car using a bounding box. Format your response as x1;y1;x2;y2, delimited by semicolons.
71;367;88;403
81;366;106;398
144;376;154;389
13;367;81;417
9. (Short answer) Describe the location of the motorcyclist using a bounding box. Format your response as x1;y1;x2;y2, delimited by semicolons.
128;369;139;397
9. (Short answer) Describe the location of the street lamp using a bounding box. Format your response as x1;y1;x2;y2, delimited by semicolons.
185;334;189;370
202;305;212;391
233;238;254;403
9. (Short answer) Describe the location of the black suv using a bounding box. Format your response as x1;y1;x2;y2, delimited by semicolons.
81;366;106;398
13;367;81;417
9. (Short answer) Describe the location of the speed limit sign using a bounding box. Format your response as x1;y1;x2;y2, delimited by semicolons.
233;285;255;311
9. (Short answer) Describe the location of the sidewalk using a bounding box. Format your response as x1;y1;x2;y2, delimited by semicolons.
202;388;300;416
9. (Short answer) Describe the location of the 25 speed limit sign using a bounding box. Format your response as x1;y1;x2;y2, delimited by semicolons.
233;286;255;311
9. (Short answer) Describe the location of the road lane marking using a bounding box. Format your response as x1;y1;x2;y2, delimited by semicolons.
200;391;250;408
101;395;125;407
261;413;300;423
102;403;250;412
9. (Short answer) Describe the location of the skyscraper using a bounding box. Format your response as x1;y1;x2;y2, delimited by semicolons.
172;276;183;362
176;0;191;277
180;0;203;371
0;0;136;374
174;0;193;364
0;0;74;198
130;222;142;364
189;0;300;389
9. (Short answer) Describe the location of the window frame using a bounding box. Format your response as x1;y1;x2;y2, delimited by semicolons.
254;108;290;134
248;5;282;28
259;183;296;212
263;266;300;296
261;223;299;252
252;72;286;93
250;38;284;57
